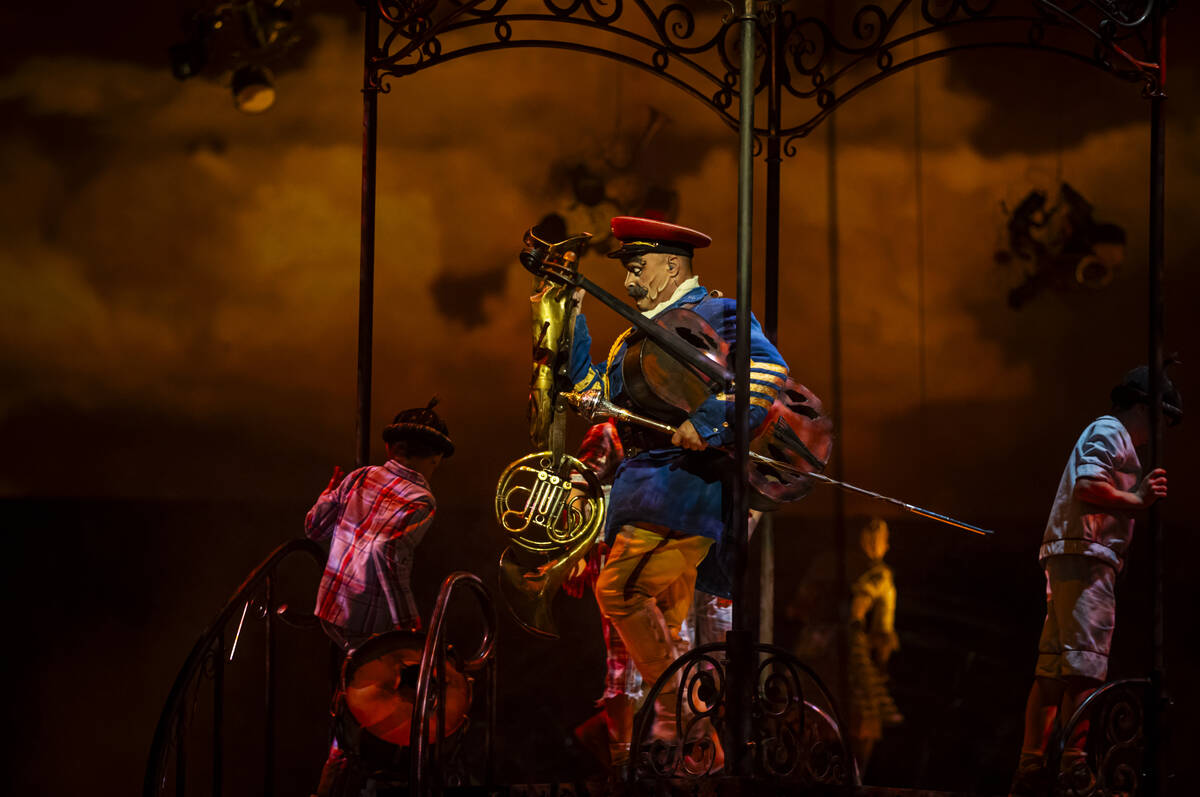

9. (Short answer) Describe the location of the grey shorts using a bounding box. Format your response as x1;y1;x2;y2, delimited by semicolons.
1035;554;1117;682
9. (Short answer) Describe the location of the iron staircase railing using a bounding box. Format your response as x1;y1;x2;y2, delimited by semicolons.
145;541;500;797
143;538;327;797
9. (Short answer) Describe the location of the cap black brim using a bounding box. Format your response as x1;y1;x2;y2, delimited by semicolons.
607;242;694;259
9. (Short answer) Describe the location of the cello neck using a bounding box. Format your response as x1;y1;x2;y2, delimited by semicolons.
571;272;733;391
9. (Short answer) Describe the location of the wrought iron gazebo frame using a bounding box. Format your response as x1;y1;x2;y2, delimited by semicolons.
351;0;1171;786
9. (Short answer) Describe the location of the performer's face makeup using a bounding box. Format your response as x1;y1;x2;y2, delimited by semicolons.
623;253;678;312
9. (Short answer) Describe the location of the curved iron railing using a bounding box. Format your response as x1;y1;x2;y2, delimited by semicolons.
628;640;858;784
409;570;500;794
1051;677;1151;797
143;538;327;797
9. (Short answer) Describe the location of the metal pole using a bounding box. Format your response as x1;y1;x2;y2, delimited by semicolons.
263;577;276;797
356;8;381;468
212;635;224;797
911;8;927;467
765;9;782;345
824;0;849;727
485;657;497;789
176;708;187;797
759;0;784;649
1146;6;1167;794
727;0;757;776
436;644;447;792
759;513;775;643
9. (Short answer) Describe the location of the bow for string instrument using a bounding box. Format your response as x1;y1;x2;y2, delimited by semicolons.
564;391;994;537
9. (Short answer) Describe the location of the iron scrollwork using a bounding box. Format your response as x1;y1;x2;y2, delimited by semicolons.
778;0;1163;150
1053;678;1151;797
365;1;1164;158
629;642;854;784
368;0;749;131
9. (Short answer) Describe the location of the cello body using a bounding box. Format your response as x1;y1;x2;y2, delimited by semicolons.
621;308;730;427
617;308;833;508
748;380;834;508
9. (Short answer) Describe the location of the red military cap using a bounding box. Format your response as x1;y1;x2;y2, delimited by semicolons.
607;216;713;260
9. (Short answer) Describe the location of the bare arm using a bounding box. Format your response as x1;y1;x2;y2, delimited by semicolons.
1074;467;1167;510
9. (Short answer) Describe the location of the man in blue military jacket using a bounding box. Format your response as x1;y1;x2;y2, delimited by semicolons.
570;216;788;746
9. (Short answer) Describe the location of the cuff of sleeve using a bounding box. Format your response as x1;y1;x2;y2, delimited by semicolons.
1075;465;1111;482
690;398;773;446
689;402;731;445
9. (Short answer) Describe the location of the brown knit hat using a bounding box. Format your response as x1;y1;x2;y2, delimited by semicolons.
381;397;455;456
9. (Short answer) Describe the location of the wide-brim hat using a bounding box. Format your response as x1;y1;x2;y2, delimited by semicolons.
382;397;455;456
606;216;712;260
1111;364;1183;425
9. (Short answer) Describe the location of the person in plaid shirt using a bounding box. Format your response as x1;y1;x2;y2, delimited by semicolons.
307;398;455;651
307;398;453;797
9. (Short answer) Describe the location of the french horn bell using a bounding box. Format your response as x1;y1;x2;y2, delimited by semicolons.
495;451;605;638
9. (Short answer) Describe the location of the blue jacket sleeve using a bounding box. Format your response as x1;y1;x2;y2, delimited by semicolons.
689;303;788;446
569;313;606;397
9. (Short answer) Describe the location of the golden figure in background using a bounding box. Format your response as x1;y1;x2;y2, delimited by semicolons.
789;517;903;772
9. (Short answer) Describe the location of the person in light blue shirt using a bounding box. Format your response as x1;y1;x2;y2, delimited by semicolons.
1010;365;1179;797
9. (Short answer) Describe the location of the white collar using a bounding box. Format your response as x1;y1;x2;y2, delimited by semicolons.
642;276;701;319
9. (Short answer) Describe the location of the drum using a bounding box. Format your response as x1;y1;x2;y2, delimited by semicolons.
334;630;472;767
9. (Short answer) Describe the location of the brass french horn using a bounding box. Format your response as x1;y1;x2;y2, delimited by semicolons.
495;228;605;638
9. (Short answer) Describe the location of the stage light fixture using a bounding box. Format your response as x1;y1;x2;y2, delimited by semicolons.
168;1;297;112
231;65;276;113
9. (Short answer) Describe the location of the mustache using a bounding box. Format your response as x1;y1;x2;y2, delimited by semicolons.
626;284;649;300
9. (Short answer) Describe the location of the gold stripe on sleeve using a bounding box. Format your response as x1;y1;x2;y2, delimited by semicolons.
749;372;786;388
749;361;788;375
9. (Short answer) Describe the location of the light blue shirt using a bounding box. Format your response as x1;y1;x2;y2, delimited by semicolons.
1039;415;1141;569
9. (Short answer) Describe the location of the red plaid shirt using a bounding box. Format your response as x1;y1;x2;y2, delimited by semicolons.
306;460;435;638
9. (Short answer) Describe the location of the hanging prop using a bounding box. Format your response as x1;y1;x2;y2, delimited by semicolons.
996;182;1127;308
548;106;680;248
